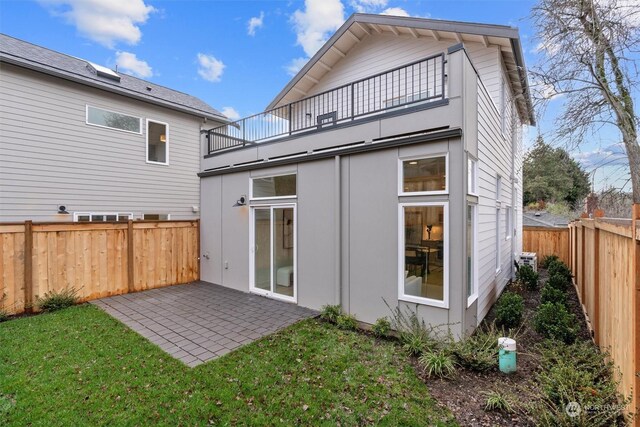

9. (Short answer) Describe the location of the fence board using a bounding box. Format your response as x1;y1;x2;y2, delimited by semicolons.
0;220;199;315
523;226;570;265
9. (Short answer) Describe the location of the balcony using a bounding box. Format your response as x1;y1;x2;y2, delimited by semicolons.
206;53;446;156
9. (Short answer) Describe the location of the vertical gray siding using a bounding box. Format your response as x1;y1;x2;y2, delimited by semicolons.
0;63;213;221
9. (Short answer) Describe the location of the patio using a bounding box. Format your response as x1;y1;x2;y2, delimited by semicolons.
91;281;317;367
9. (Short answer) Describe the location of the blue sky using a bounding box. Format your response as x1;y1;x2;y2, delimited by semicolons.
0;0;633;191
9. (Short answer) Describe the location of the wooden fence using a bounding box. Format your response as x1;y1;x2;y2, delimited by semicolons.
523;226;570;265
0;220;200;315
569;212;640;423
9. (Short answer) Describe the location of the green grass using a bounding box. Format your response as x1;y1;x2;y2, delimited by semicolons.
0;305;456;426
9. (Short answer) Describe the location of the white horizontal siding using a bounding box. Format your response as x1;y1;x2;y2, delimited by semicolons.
0;63;205;222
476;71;518;321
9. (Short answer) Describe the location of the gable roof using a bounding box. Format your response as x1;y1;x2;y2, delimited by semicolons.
0;34;228;123
267;13;535;125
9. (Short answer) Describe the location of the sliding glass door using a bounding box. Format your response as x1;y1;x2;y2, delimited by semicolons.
250;204;296;302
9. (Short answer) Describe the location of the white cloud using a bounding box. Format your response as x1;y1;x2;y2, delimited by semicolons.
380;7;411;17
291;0;345;57
285;57;309;76
248;11;264;36
197;53;225;82
221;107;241;120
115;51;152;78
38;0;155;48
575;143;629;170
350;0;388;13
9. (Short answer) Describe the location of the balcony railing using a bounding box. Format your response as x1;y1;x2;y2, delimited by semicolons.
206;52;446;155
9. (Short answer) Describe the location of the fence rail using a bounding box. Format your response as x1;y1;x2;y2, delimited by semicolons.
206;53;446;154
0;220;200;315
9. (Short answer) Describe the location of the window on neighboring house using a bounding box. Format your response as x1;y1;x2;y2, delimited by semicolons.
74;212;132;222
147;120;169;164
399;155;447;195
143;214;170;220
251;174;297;199
468;157;478;195
86;105;141;134
399;202;448;308
467;203;478;306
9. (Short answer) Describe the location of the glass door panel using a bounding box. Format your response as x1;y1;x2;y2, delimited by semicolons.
253;208;271;292
273;207;295;298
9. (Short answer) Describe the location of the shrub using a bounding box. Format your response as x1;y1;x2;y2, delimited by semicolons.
548;260;572;282
385;302;438;356
452;323;505;372
371;317;391;338
540;254;561;269
320;304;342;323
495;292;524;330
335;313;358;331
540;284;567;306
483;391;514;413
419;351;456;378
533;302;577;344
546;273;570;292
516;264;539;291
531;341;629;426
36;288;78;312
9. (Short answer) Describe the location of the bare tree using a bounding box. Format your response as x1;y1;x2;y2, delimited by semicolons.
531;0;640;203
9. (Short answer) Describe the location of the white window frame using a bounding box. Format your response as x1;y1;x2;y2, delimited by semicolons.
398;153;449;196
249;203;298;304
398;201;449;309
250;173;297;201
496;174;503;202
85;105;142;135
146;119;170;166
73;212;133;222
467;203;478;307
467;156;478;196
505;206;512;241
496;207;502;273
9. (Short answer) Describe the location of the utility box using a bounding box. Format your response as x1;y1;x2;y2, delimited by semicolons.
519;252;538;272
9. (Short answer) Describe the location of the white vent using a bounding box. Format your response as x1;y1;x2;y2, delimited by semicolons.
86;61;120;82
519;252;537;272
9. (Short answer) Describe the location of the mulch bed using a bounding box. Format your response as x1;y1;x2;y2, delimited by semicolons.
417;268;593;426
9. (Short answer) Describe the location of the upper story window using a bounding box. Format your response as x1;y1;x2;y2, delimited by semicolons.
399;155;447;195
468;157;478;195
251;174;297;199
147;120;169;165
496;175;503;202
86;105;141;134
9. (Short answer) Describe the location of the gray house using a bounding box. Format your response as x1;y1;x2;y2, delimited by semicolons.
199;14;534;336
0;34;227;222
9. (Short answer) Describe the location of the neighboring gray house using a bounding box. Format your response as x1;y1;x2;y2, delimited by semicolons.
0;34;227;222
199;14;534;336
523;211;572;228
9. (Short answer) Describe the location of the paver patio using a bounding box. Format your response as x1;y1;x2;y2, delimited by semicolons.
91;281;317;367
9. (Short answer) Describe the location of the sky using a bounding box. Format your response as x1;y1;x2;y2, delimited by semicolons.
0;0;634;192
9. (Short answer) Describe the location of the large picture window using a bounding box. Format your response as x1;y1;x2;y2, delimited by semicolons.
86;105;141;134
399;155;447;195
251;174;297;199
147;120;169;164
399;202;448;308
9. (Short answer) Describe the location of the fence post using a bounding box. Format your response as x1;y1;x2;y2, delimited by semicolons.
593;222;600;344
580;223;586;298
632;203;640;423
23;220;33;313
127;220;134;293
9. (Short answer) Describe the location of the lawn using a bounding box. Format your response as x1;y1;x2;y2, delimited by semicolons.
0;305;456;426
